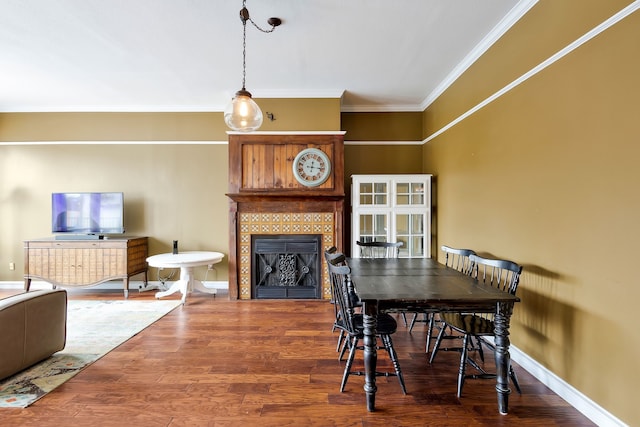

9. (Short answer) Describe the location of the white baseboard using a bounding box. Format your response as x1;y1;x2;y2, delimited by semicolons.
508;345;626;427
477;336;626;427
0;280;625;425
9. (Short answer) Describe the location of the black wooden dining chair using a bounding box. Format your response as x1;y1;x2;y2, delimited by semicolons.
356;240;403;258
326;259;407;394
355;240;408;326
429;254;523;398
409;245;476;353
324;248;353;356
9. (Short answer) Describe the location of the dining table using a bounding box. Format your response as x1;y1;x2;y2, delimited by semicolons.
347;257;520;414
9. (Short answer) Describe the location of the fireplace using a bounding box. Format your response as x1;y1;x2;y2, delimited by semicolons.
252;234;322;299
226;132;345;300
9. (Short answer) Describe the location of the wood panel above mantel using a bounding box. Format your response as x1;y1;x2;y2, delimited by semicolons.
227;132;345;196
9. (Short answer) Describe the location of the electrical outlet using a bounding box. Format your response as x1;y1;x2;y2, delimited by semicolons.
9;262;15;271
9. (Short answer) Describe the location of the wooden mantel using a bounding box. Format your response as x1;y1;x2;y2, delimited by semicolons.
226;132;345;299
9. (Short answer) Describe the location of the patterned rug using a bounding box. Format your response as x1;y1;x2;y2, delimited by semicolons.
0;298;181;408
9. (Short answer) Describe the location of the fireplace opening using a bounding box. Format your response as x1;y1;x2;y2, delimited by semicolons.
252;234;322;299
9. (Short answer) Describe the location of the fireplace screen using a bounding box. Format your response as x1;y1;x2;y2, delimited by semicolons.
252;234;321;299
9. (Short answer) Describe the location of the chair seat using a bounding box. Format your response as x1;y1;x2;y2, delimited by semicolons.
353;313;398;335
441;312;494;335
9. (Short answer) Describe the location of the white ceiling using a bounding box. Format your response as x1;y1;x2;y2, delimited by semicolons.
0;0;536;113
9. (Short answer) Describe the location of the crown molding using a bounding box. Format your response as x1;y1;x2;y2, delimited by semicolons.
0;140;228;146
420;0;539;110
424;0;640;144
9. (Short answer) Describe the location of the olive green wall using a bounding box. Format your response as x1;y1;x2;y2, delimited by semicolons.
1;143;230;274
0;98;341;142
0;98;341;283
342;112;423;141
423;1;638;425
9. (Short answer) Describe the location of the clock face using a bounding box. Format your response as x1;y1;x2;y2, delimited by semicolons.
293;148;331;187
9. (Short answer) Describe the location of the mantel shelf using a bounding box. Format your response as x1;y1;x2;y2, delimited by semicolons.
226;193;345;202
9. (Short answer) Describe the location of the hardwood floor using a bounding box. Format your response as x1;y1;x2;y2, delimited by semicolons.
1;288;595;426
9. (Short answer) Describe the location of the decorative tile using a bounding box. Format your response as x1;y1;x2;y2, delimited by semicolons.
237;210;335;300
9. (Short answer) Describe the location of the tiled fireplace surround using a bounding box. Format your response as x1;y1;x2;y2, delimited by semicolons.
237;212;335;299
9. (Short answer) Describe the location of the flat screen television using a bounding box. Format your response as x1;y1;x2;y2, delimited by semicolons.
52;192;125;235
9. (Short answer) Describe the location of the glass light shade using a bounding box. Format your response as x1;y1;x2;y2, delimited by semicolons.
224;89;263;132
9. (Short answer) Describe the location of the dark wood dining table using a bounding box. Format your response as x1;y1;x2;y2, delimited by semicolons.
347;257;520;414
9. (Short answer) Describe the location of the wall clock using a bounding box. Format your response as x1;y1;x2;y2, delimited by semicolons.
293;148;332;187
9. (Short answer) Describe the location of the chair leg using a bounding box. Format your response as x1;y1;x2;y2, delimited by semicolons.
409;312;429;333
429;321;447;364
457;334;470;398
408;312;418;332
475;336;485;363
425;313;435;353
336;329;345;352
338;333;349;361
400;312;408;326
382;334;407;395
510;365;522;395
340;336;358;392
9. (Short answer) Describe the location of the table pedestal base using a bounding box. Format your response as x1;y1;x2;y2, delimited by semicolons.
155;266;216;304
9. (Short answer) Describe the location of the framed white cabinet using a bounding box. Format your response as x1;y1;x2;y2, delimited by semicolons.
351;174;431;258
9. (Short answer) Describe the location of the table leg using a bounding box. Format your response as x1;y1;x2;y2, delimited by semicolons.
155;279;188;304
362;301;378;411
155;266;192;304
155;266;216;304
494;302;514;415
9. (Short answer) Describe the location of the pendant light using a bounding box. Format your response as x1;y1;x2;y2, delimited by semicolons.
224;1;281;132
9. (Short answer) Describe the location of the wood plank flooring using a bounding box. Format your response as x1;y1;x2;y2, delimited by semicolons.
1;288;595;426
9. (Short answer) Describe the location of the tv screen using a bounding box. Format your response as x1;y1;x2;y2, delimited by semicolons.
52;192;125;234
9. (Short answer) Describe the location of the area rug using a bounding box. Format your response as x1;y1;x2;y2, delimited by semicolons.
0;298;181;408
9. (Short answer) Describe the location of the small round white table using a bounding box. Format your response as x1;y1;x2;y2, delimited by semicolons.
146;251;224;304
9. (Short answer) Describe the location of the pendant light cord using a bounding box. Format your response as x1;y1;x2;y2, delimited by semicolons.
241;11;247;91
239;0;279;92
